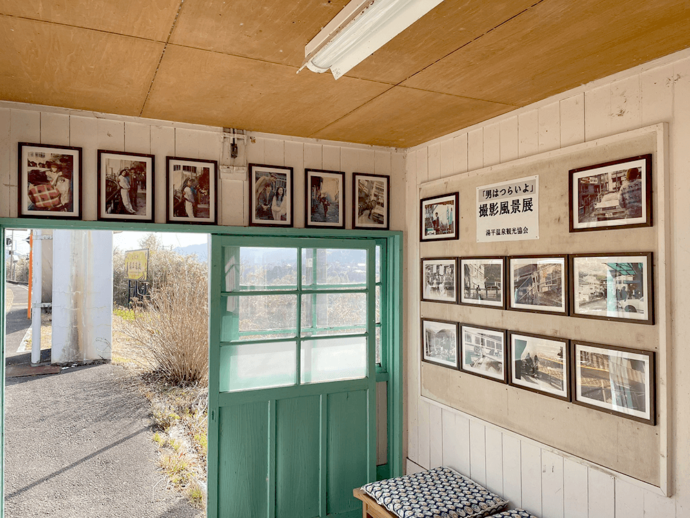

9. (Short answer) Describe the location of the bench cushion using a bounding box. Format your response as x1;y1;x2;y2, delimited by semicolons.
488;510;539;518
362;466;509;518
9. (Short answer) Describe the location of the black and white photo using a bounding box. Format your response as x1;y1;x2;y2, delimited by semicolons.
570;155;652;232
98;150;155;222
460;257;505;308
249;163;293;227
421;319;459;369
509;256;567;314
306;169;345;229
571;253;653;324
421;258;457;303
572;342;655;424
509;332;569;400
460;325;506;382
166;157;217;224
353;173;389;230
421;192;459;241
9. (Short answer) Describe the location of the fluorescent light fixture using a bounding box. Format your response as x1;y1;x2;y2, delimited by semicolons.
302;0;445;80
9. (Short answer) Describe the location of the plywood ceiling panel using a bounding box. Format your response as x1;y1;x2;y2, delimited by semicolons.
312;87;513;147
0;0;181;41
170;0;351;68
141;44;392;137
402;0;690;106
0;15;164;115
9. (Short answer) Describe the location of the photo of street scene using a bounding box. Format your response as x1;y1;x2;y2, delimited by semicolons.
573;256;649;321
422;259;456;303
308;171;343;227
510;334;567;398
461;259;503;307
422;194;457;240
101;155;151;219
355;175;387;228
461;325;505;381
510;257;565;313
422;319;458;368
575;344;651;421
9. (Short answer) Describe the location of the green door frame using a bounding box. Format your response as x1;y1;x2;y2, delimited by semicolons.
0;218;403;518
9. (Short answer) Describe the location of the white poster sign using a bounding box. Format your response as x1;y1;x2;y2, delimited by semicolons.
476;176;539;242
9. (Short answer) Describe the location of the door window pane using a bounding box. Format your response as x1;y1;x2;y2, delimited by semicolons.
301;293;366;336
220;342;296;392
376;245;381;283
223;246;297;291
301;336;367;384
302;248;367;289
221;295;297;342
376;327;382;365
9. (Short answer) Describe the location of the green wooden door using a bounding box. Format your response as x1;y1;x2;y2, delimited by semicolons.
208;236;377;518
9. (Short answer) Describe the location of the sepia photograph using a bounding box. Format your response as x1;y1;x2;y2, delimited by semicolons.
98;150;155;222
249;163;294;227
353;173;389;230
571;253;653;324
306;169;345;229
509;256;567;314
509;332;569;400
421;319;459;369
420;192;459;241
573;342;655;424
166;157;217;224
19;143;82;219
460;257;505;308
421;258;457;303
570;154;652;232
460;325;506;382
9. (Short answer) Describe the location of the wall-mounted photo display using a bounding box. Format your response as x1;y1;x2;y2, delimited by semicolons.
459;257;505;309
460;325;507;382
166;157;217;224
420;192;459;242
572;341;655;424
18;142;82;219
249;163;294;227
353;172;389;230
570;253;653;324
421;258;457;304
569;154;652;232
421;319;459;369
508;332;570;401
98;150;155;222
508;255;568;315
306;169;345;229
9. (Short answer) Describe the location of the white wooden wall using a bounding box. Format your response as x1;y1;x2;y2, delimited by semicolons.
404;47;690;517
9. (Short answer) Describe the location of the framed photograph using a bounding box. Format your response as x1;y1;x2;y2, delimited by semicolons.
460;325;507;383
249;163;294;227
166;157;217;224
98;150;155;222
18;142;82;219
570;253;653;324
508;332;570;401
572;341;655;424
421;258;457;304
569;154;652;232
459;257;505;309
421;319;459;370
508;255;568;315
420;192;459;241
306;169;345;229
353;173;389;230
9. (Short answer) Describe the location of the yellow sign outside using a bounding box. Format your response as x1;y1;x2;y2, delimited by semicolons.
125;249;148;281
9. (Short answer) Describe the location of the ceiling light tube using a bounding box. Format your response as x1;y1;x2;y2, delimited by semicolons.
302;0;445;80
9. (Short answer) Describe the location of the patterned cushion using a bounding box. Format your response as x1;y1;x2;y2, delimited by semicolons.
362;466;509;518
488;510;539;518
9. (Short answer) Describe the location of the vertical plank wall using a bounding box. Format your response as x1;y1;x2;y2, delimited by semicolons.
404;48;690;517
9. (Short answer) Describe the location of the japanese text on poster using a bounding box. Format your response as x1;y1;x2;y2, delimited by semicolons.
476;176;539;242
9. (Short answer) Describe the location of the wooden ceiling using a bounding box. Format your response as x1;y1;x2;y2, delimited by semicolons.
1;0;689;147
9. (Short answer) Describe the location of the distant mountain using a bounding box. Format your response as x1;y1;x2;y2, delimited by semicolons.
174;243;208;262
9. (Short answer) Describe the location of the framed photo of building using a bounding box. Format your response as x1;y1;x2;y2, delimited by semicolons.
306;169;345;229
508;332;570;401
249;164;293;227
508;255;568;315
18;142;82;219
353;173;389;230
570;253;653;324
460;325;507;383
420;192;459;241
421;319;459;370
166;157;217;224
98;150;155;222
459;257;505;309
569;154;652;232
421;258;457;303
572;341;655;424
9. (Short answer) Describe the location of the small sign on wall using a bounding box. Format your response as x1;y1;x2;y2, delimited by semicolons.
476;176;539;242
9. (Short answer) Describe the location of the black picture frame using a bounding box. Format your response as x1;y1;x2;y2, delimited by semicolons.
165;156;218;225
507;255;569;316
249;163;294;228
420;192;460;242
421;318;459;370
97;150;155;223
459;324;508;383
420;257;458;304
458;256;507;310
352;172;390;230
305;168;346;229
